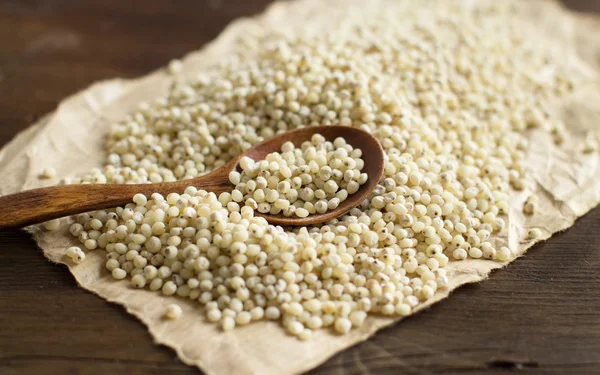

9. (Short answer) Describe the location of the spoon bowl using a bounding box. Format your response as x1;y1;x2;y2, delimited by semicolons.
237;126;384;226
0;126;384;229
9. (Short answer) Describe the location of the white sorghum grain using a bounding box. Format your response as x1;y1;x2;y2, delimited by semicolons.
167;59;183;75
131;274;146;288
496;247;512;262
395;304;411;316
523;195;537;215
265;306;281;320
528;228;542;240
112;268;127;280
43;219;60;231
133;193;148;207
334;318;352;334
66;246;79;259
287;321;304;336
106;258;120;271
164;304;183;320
207;309;222;322
236;311;252;326
40;167;56;179
221;316;236;331
72;248;86;264
61;0;579;339
298;329;313;341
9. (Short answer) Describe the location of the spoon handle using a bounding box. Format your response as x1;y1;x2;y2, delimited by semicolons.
0;169;234;230
0;184;153;229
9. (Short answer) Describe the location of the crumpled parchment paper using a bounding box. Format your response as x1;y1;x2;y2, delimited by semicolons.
1;1;599;374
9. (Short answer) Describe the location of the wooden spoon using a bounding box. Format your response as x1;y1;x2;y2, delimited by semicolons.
0;126;384;229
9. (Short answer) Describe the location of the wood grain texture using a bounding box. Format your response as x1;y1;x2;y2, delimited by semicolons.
0;1;599;375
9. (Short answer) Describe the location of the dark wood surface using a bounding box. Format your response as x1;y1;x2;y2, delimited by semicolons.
0;1;599;374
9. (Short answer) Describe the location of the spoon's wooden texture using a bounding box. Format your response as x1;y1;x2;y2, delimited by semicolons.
0;126;384;229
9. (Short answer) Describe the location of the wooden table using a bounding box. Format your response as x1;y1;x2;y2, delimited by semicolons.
1;1;599;374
